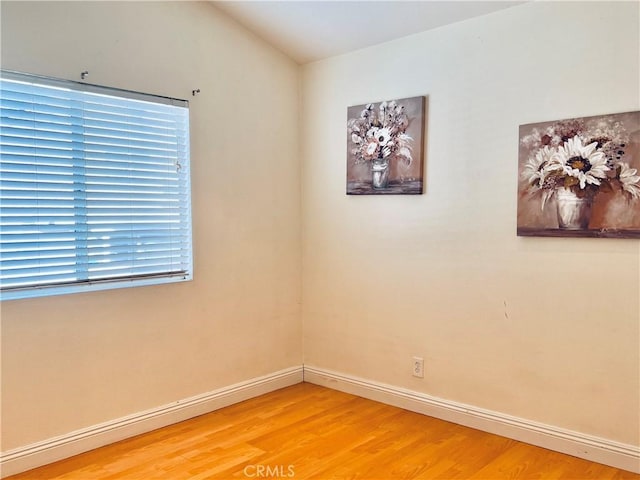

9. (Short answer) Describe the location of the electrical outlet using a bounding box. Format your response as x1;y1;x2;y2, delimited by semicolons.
412;356;424;378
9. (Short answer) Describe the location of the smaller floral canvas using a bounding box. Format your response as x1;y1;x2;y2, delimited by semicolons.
347;96;425;195
517;111;640;238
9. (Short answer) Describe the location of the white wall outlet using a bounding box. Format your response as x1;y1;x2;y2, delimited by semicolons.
412;356;424;378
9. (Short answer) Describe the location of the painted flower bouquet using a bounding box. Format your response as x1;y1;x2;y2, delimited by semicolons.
347;100;413;188
521;116;640;209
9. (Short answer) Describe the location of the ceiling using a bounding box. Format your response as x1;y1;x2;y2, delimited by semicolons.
211;1;525;64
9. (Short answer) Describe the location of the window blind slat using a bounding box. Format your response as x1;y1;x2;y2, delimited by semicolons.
1;240;79;252
1;145;83;159
1;107;79;125
84;118;182;137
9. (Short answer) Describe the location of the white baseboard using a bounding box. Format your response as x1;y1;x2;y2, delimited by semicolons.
3;365;638;477
0;366;304;478
303;365;640;474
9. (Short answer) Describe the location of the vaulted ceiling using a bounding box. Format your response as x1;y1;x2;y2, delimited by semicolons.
212;1;525;64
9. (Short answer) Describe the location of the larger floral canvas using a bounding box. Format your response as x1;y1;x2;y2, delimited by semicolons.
347;96;425;195
517;111;640;238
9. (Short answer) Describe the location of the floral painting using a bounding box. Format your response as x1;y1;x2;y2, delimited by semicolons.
517;111;640;238
347;96;425;195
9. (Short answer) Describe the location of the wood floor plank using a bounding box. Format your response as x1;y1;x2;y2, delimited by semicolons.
6;383;639;480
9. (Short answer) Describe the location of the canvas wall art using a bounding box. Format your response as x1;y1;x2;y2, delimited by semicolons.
517;111;640;238
347;96;425;195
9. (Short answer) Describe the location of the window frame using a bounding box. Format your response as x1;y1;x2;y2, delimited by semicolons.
0;70;193;301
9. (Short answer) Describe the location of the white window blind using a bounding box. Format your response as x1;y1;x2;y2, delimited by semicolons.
0;70;192;300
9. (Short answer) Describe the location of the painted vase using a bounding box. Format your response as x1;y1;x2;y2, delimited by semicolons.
556;188;592;230
371;156;390;189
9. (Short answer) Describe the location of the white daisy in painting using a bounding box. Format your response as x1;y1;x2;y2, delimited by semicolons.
551;136;609;189
375;127;392;147
521;146;561;210
365;140;379;157
397;146;412;163
522;145;556;188
618;162;640;199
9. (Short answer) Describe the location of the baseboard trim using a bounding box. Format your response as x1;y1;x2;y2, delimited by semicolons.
3;365;638;477
0;366;304;478
303;365;640;474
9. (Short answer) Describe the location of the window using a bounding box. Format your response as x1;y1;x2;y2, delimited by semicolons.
0;70;192;300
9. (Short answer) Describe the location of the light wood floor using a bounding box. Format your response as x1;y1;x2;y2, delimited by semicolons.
7;383;639;479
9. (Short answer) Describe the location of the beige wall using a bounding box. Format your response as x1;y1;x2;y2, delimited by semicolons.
0;1;301;450
301;1;640;446
1;0;639;459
